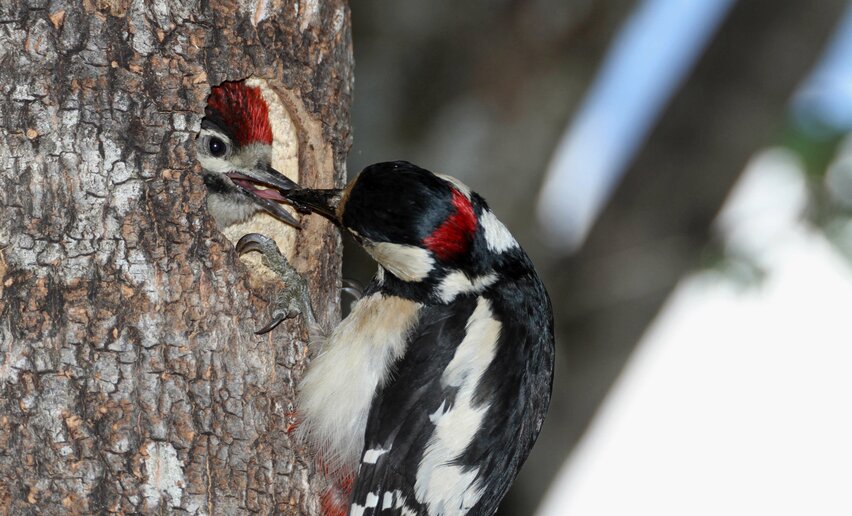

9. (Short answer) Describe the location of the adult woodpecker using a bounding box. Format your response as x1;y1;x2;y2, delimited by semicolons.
275;161;555;516
196;81;301;229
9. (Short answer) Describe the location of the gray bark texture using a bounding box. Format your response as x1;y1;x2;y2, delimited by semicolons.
0;0;352;514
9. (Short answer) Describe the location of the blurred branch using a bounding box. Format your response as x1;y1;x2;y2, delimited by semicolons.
522;1;849;513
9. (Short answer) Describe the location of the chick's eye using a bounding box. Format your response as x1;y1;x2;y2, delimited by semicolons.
208;137;227;157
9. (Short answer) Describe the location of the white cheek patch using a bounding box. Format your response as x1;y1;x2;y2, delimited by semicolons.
366;242;434;282
297;294;421;472
197;141;278;181
196;153;231;174
480;209;519;254
415;296;500;514
436;271;498;303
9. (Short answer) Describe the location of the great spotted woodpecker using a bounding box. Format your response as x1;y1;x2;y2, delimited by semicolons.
196;81;301;229
278;161;556;516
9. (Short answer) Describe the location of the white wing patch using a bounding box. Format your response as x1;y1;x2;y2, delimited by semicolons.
378;490;416;514
415;296;501;514
479;209;518;254
382;491;396;509
437;271;498;303
297;294;421;472
349;493;382;516
429;401;448;424
365;492;379;508
362;446;390;464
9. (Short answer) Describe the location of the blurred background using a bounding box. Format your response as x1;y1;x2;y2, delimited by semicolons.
344;1;852;514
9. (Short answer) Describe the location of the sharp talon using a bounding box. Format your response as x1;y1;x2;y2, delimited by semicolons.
342;278;363;291
342;278;364;300
236;233;274;255
256;313;287;335
341;287;361;300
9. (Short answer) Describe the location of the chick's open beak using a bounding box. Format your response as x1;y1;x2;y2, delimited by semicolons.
227;164;302;228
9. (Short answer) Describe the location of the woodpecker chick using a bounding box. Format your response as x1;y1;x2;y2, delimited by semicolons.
197;81;300;229
285;161;555;516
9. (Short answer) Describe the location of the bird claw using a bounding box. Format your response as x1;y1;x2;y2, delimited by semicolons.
341;278;363;302
235;233;276;256
236;232;317;333
255;311;288;335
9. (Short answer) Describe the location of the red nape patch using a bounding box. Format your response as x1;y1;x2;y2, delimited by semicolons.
206;81;273;146
423;189;477;261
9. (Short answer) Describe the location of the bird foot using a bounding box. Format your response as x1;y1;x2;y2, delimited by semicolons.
236;233;317;334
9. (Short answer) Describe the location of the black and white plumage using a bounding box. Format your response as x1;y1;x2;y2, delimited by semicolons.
289;161;554;516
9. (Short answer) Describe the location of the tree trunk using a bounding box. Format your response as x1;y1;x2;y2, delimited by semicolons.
0;1;352;514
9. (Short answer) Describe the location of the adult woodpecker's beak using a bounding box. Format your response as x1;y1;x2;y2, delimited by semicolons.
227;164;303;228
282;188;344;223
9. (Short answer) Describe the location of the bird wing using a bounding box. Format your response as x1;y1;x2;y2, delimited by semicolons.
348;297;479;515
349;269;555;516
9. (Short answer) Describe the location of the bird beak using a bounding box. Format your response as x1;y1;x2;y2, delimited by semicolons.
227;164;302;228
283;188;344;223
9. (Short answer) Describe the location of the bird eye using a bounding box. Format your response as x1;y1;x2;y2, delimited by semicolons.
208;137;227;157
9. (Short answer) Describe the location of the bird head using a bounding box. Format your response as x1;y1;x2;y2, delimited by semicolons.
285;161;503;283
197;81;300;229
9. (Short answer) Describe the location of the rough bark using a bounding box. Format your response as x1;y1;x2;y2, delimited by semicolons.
0;1;352;514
